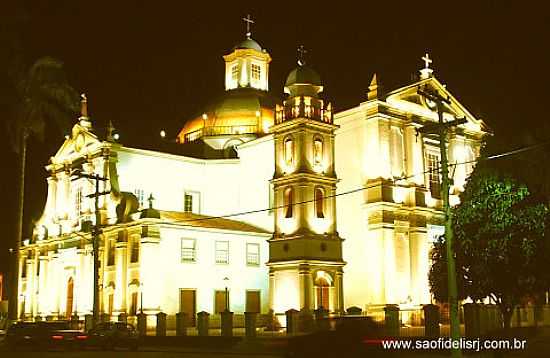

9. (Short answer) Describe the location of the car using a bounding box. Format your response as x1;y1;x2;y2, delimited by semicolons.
5;321;88;350
285;316;385;358
86;322;139;350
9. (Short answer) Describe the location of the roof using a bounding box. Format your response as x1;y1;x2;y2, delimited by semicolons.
233;38;262;51
126;138;237;159
158;211;270;234
285;65;322;87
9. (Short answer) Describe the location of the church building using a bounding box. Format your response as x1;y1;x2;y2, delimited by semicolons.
17;21;488;323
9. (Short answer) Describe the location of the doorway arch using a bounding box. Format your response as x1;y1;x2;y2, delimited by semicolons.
314;271;333;310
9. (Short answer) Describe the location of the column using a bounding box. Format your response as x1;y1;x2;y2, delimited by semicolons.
48;253;61;315
26;258;37;317
140;227;161;312
334;269;344;314
409;228;430;304
75;248;86;316
114;241;128;314
404;125;425;186
299;264;312;311
37;255;49;315
268;269;275;309
382;228;396;303
45;176;58;220
81;247;93;313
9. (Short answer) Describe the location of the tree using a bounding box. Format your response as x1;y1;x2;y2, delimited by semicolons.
6;56;78;320
429;164;549;330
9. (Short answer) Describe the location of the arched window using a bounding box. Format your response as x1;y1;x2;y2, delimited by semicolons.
315;187;325;218
284;187;294;218
284;137;294;166
313;137;323;166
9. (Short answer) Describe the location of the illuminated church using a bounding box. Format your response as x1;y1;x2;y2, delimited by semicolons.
17;22;488;323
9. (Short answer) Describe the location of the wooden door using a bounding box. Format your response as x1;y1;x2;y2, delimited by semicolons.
316;286;329;310
180;289;196;326
215;290;228;313
245;290;261;313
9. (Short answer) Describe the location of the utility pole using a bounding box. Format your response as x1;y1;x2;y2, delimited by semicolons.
418;86;466;358
72;170;110;328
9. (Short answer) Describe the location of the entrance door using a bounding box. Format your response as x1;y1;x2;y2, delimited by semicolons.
180;289;197;326
246;290;261;313
316;285;330;309
66;277;74;318
215;290;228;313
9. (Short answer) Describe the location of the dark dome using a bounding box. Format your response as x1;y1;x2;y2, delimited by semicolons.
233;38;262;51
285;65;322;87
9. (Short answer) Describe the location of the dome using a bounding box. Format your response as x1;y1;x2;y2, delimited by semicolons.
285;65;322;87
177;88;279;143
233;38;262;51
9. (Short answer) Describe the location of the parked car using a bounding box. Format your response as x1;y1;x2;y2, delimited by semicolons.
285;316;385;358
86;322;139;350
5;321;88;350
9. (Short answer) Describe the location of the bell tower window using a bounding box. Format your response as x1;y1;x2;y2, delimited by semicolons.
315;187;325;218
284;187;294;218
251;64;261;80
314;138;323;166
284;138;294;166
231;64;239;81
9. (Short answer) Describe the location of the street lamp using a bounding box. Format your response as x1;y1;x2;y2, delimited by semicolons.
223;277;229;312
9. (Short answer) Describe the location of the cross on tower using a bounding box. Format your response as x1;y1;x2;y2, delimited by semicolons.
297;45;307;66
422;53;433;69
242;14;254;39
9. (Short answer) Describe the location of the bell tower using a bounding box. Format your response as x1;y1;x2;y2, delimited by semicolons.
268;49;345;314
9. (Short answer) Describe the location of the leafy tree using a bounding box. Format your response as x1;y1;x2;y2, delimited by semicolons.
5;56;78;320
429;164;549;330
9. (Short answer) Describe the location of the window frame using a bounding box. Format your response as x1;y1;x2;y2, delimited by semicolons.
315;187;325;219
284;187;294;218
215;240;230;264
246;243;260;266
181;238;197;263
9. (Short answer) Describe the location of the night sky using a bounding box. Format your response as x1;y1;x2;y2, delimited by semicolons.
0;1;549;280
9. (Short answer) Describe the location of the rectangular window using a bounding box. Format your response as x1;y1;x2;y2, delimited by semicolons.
107;239;115;266
391;127;405;177
181;238;196;262
130;237;140;263
215;290;229;313
251;64;261;80
425;149;441;199
75;188;82;215
246;243;260;266
21;258;27;278
215;241;229;264
184;194;193;212
134;189;145;208
246;290;261;313
231;64;239;81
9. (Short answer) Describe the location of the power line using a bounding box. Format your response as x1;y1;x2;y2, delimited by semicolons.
154;140;549;227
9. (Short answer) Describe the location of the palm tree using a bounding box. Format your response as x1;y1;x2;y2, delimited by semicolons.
7;56;79;320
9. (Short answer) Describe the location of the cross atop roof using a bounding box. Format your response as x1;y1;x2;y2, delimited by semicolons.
422;53;433;69
242;14;254;39
297;45;307;66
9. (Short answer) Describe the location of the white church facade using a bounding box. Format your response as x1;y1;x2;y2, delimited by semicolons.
17;27;488;322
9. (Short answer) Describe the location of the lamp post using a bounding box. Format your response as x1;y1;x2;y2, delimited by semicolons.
223;277;229;312
140;282;144;313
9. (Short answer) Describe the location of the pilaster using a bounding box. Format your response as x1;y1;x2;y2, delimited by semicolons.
114;240;128;314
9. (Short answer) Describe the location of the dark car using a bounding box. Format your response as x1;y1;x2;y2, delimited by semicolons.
6;321;88;350
285;316;385;358
86;322;139;350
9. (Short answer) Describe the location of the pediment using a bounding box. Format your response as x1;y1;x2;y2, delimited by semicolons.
52;122;100;163
385;77;490;134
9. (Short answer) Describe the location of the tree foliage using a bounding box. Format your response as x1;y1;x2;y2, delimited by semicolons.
429;163;549;329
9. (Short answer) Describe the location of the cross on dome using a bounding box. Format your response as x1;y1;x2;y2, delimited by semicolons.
297;45;307;66
422;53;433;69
242;14;254;39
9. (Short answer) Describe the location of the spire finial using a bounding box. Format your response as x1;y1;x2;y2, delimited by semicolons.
147;193;155;209
297;45;307;66
242;14;254;39
80;93;88;118
367;73;379;100
419;52;434;79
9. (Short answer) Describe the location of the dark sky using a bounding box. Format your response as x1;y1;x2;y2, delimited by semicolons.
1;0;549;277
